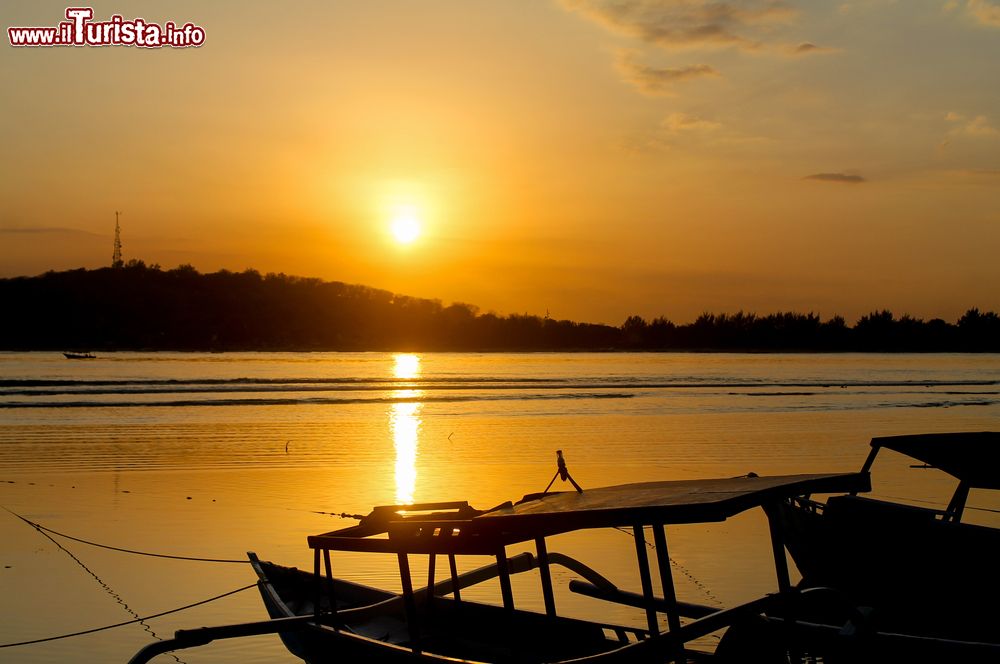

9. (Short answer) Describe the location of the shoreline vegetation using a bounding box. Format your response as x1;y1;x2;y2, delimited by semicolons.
2;263;998;352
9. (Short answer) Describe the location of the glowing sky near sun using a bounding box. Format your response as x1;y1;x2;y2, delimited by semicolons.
2;1;999;324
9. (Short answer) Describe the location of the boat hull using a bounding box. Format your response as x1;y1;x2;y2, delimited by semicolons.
778;495;1000;641
250;555;639;664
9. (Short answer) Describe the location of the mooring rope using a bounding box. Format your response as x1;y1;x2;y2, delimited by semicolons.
0;583;258;649
1;506;256;652
4;508;179;661
3;507;250;563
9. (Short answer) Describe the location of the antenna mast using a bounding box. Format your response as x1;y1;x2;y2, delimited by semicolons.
112;211;123;268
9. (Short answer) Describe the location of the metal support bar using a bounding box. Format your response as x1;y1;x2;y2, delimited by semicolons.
397;553;421;649
312;548;321;622
853;446;881;495
763;504;791;592
945;482;970;523
322;549;338;624
653;524;684;664
426;554;436;610
496;548;515;612
448;554;461;602
633;525;659;636
535;537;557;617
652;525;682;634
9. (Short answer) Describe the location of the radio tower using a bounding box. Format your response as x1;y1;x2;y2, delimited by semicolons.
112;211;123;268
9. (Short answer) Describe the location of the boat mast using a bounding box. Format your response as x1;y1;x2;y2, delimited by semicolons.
112;211;123;268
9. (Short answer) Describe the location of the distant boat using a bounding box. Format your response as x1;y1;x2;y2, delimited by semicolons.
63;352;96;359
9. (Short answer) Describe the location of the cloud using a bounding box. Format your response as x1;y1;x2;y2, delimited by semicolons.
966;0;1000;27
661;112;722;133
945;111;999;137
789;42;835;55
561;1;831;94
560;0;797;51
619;112;761;153
616;51;719;95
805;172;867;183
966;116;1000;136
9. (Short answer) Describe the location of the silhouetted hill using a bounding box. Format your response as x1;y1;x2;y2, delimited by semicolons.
1;264;997;351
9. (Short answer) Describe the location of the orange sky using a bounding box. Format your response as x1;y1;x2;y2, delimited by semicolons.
2;1;999;324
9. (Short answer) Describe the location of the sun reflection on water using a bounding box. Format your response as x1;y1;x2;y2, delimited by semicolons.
390;354;422;504
393;353;420;380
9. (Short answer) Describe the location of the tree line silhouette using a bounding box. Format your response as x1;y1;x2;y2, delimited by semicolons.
1;263;997;352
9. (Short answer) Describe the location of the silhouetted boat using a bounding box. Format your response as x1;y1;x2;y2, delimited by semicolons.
128;455;1000;663
63;351;96;359
130;471;896;663
777;431;1000;645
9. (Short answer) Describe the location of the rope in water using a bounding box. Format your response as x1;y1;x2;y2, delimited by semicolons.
0;583;258;649
3;507;251;563
6;506;189;661
1;505;258;652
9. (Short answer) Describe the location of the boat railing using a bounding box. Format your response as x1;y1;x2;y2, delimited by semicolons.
308;546;675;627
331;551;538;622
785;495;824;514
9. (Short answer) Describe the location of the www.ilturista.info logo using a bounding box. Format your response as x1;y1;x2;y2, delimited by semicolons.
8;7;205;48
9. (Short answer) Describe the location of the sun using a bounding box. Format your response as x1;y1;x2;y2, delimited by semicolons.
390;209;421;245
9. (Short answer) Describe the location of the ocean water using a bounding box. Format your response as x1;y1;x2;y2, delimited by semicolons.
1;351;998;663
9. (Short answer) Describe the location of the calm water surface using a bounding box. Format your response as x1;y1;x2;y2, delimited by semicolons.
1;352;999;663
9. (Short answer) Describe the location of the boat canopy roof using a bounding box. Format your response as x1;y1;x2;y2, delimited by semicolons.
481;473;868;530
309;472;868;555
872;432;1000;489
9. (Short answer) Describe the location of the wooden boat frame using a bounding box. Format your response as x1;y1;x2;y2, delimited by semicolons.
129;471;888;663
